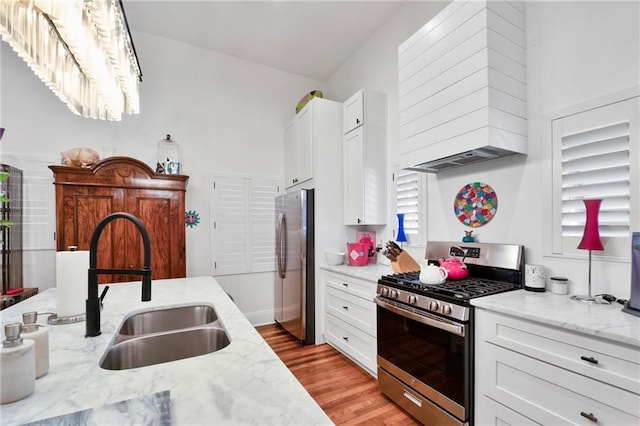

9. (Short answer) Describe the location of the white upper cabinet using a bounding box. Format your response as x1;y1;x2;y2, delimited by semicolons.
284;103;313;188
343;90;364;134
343;90;387;225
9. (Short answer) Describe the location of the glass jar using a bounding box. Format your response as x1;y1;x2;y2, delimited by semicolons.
157;134;180;174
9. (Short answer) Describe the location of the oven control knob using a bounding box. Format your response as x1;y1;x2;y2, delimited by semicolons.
389;290;398;299
380;287;389;297
441;304;452;315
407;295;418;305
428;301;440;311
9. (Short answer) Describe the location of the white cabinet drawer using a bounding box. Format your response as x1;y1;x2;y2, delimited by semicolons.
326;313;376;374
325;271;376;301
477;342;640;425
476;309;640;394
475;395;540;426
326;286;376;336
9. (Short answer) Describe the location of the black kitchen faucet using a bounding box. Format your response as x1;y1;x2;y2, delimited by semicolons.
85;212;152;337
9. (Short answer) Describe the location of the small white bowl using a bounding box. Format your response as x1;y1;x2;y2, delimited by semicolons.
325;251;345;266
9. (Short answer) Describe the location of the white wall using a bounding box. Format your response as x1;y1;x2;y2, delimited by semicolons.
327;0;639;298
0;31;325;320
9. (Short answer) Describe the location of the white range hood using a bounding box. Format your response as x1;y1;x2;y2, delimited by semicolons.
398;0;527;173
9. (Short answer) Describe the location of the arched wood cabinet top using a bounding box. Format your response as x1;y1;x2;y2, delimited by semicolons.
49;156;189;191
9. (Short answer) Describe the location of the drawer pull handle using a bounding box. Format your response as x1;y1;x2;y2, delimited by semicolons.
342;305;349;310
580;412;598;423
580;356;599;365
342;283;349;287
402;390;422;407
342;336;349;341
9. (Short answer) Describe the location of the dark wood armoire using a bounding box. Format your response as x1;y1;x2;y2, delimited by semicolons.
49;157;188;284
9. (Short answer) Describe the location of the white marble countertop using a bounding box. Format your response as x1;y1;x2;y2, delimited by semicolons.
320;263;393;282
0;276;333;425
471;289;640;348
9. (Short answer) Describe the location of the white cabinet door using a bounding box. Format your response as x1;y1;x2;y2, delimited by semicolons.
343;127;365;225
343;90;364;134
284;105;313;189
284;118;298;188
297;105;313;184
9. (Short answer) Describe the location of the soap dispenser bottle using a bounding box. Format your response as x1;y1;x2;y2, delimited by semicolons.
1;323;35;404
21;311;49;378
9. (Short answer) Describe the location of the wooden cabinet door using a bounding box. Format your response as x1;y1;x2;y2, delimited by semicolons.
56;185;126;283
125;188;186;280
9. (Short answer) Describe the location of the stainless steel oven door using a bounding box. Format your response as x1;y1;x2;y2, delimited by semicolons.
375;296;471;425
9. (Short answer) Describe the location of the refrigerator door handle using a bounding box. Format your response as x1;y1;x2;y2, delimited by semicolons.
280;214;287;278
277;213;286;279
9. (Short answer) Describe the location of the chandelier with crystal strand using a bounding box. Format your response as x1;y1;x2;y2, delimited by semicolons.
0;0;142;121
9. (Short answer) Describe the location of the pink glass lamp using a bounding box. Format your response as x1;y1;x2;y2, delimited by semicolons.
571;199;609;304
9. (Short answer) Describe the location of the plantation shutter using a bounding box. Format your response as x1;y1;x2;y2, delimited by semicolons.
396;171;420;240
211;175;279;276
550;94;639;258
560;122;630;238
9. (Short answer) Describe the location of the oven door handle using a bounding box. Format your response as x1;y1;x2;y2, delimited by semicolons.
374;297;465;337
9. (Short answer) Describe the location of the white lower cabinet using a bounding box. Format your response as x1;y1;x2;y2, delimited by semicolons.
475;309;640;425
324;271;377;376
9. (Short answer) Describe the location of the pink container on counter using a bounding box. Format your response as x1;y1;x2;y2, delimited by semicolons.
347;243;368;266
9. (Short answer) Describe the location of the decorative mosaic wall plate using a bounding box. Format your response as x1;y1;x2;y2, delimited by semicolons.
454;182;497;227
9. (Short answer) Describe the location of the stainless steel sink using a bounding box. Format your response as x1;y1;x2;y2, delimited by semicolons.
99;303;230;370
118;304;218;335
100;327;230;370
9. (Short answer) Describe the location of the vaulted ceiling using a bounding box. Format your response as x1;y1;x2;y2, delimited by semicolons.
123;0;406;81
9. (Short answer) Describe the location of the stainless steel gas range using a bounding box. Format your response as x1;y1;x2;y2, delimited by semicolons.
375;241;524;426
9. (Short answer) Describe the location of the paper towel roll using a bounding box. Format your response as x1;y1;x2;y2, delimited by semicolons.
56;250;89;317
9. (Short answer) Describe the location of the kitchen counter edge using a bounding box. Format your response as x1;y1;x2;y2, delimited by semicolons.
471;289;640;348
0;276;333;425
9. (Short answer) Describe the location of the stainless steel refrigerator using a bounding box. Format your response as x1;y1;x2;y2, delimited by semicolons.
275;189;315;344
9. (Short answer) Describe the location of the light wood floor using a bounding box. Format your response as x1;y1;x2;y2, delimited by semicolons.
256;324;420;425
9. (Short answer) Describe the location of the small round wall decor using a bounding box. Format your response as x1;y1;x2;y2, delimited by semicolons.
185;210;200;228
454;182;497;227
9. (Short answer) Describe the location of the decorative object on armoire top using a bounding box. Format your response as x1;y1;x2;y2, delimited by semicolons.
0;1;142;121
295;90;323;114
571;199;609;304
396;213;407;246
462;230;475;242
454;182;498;228
157;134;181;175
185;210;200;228
60;148;100;168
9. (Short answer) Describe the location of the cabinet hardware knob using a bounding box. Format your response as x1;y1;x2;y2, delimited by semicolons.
357;218;361;223
342;336;349;341
356;119;360;124
580;412;598;422
342;305;349;310
342;283;349;287
129;264;134;269
580;356;599;365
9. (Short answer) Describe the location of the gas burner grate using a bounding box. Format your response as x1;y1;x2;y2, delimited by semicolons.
379;272;517;300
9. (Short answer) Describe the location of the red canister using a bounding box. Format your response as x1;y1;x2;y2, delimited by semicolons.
347;243;368;266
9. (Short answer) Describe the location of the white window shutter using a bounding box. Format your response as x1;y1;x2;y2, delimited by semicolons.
560;122;630;238
210;175;279;276
395;169;426;245
551;94;639;259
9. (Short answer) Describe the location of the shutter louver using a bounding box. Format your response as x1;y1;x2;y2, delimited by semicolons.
560;122;630;238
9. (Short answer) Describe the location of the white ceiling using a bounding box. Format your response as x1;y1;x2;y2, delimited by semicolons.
122;0;406;81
